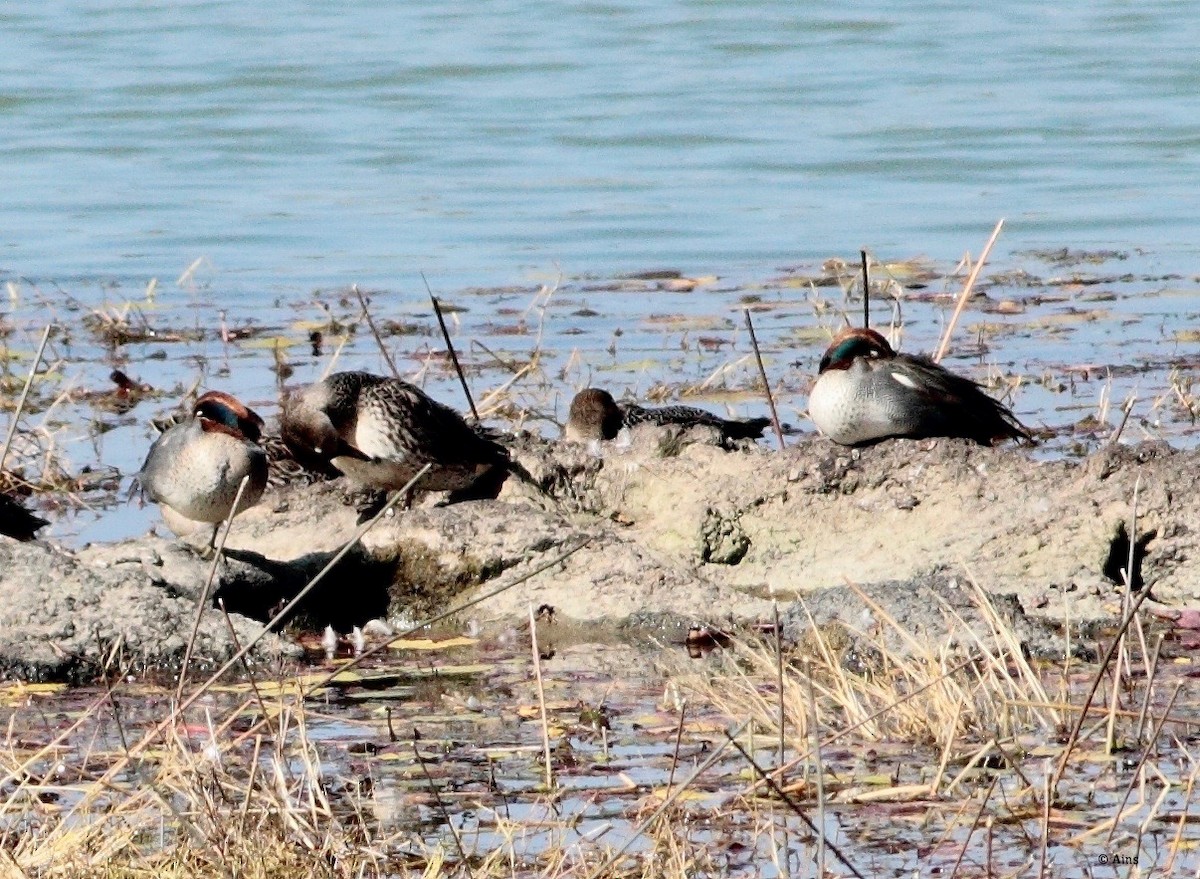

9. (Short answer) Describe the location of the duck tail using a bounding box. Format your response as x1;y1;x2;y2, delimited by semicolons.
722;416;772;440
1006;418;1038;446
0;493;48;542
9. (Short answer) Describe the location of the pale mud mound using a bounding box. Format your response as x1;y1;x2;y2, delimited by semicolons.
0;430;1189;681
228;429;1185;634
0;538;300;683
223;453;758;627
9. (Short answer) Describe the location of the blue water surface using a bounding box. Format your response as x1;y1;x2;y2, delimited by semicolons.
3;0;1198;291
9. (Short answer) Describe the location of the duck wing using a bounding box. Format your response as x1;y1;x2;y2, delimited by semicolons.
889;354;1034;445
620;403;770;440
357;381;509;468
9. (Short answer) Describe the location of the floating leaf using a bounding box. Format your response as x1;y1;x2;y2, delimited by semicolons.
515;701;577;720
0;682;68;706
388;636;478;651
239;336;297;350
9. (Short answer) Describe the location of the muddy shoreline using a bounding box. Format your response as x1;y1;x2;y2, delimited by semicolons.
0;425;1188;682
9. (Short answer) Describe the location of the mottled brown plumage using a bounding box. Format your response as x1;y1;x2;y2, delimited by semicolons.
280;371;512;497
565;387;771;443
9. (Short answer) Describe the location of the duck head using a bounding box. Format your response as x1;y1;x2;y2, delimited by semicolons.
818;328;896;374
194;391;264;442
568;388;623;441
279;385;346;467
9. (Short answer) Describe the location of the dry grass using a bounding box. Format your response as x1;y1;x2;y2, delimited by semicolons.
679;579;1060;771
2;553;1193;877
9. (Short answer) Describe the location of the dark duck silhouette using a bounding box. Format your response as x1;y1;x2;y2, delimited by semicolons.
0;491;48;541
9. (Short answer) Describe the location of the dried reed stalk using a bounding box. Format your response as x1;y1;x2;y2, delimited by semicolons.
424;273;479;421
176;474;251;702
582;720;749;879
860;249;870;329
725;732;866;879
528;603;555;790
743;309;786;450
0;324;52;474
934;219;1004;363
353;284;401;379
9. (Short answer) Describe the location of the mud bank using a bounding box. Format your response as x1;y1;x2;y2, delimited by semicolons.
0;429;1190;681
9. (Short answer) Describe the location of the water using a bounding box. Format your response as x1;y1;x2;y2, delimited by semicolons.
4;0;1199;291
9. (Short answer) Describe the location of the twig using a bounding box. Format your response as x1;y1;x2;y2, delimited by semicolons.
1038;762;1050;879
413;738;470;864
1050;575;1158;791
804;661;821;879
769;594;792;879
475;361;533;416
934;219;1004;363
352;284;400;379
725;733;867;879
1105;682;1181;845
860;249;870;329
930;695;965;795
742;309;786;450
1134;633;1165;742
948;776;999;879
774;601;786;769
666;699;687;790
1108;393;1137;447
528;603;555;790
581;720;749;879
320;332;351;380
0;324;52;474
424;273;479;421
470;339;521;373
237;734;263;836
176;475;251;703
215;597;277;741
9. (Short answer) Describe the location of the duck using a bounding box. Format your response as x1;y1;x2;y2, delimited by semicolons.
565;387;771;443
280;371;514;507
137;391;268;544
807;327;1033;447
0;492;48;542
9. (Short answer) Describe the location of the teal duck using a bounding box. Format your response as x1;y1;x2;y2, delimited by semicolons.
137;391;268;542
280;371;513;503
808;328;1033;446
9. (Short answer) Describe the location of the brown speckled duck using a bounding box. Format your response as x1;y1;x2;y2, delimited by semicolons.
280;371;514;507
565;387;771;443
